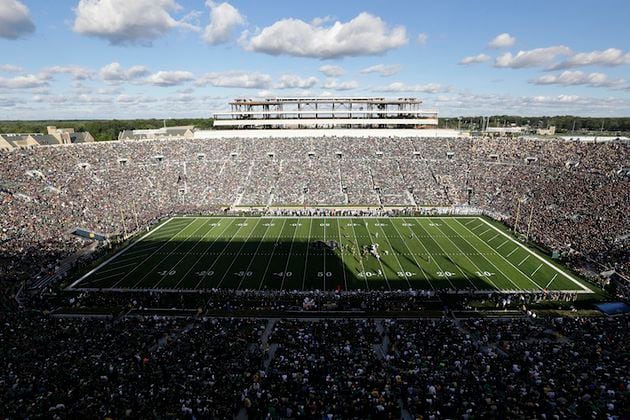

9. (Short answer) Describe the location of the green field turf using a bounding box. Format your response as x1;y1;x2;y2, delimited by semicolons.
67;216;592;293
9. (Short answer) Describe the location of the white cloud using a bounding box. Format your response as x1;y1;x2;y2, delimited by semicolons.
488;33;516;49
73;0;196;45
531;70;627;89
495;46;572;68
43;65;93;80
375;82;447;94
145;70;195;86
0;0;35;39
550;48;630;70
322;79;359;91
0;64;23;72
203;0;245;45
100;62;150;83
416;32;428;45
0;73;49;89
244;12;407;58
196;71;272;89
459;53;491;65
319;65;345;77
275;74;318;89
360;64;401;77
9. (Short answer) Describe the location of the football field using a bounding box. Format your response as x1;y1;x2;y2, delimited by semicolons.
68;216;592;293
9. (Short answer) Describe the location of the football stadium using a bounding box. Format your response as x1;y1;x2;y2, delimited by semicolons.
1;1;629;419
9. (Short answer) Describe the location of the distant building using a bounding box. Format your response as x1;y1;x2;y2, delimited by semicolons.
118;126;195;140
536;126;556;136
0;127;94;151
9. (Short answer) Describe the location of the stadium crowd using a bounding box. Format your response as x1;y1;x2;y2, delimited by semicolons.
1;135;627;300
1;313;627;419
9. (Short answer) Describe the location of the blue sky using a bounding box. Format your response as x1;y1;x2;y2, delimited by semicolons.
0;0;629;119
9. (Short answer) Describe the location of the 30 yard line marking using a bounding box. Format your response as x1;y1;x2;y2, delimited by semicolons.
362;218;390;290
216;218;265;288
259;218;288;290
389;218;433;288
236;221;275;290
377;218;411;288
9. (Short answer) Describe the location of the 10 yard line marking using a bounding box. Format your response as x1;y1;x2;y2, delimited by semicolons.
545;274;558;288
531;264;543;276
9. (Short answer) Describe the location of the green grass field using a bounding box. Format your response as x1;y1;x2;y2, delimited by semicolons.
68;216;592;293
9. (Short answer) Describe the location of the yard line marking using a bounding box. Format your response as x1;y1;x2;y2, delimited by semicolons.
348;217;370;290
322;216;327;290
143;218;216;289
488;233;499;242
496;240;509;249
334;218;348;291
420;219;476;290
280;220;300;291
215;218;265;288
545;274;558;289
236;221;275;290
531;263;543;276
376;217;411;289
506;248;519;257
362;218;390;290
436;218;501;290
479;228;490;236
456;218;543;291
465;219;476;226
192;218;249;289
389;218;433;288
259;218;289;290
301;218;314;291
66;218;178;290
518;255;530;267
94;261;140;275
179;218;246;290
477;217;591;293
404;218;456;290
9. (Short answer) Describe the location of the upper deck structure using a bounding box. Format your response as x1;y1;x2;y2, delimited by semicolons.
212;97;438;129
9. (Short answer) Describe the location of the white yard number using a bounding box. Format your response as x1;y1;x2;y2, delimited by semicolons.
236;223;248;227
291;223;302;227
374;223;386;227
358;270;383;278
476;271;495;277
397;271;416;277
274;271;293;277
402;223;413;227
317;272;332;277
210;223;220;227
234;271;253;277
429;223;442;227
196;270;214;277
158;270;176;276
437;271;454;277
263;223;275;227
320;223;330;227
347;223;358;227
